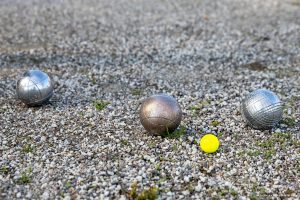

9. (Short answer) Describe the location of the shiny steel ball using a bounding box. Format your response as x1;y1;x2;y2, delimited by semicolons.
139;94;182;135
16;70;54;106
241;89;283;130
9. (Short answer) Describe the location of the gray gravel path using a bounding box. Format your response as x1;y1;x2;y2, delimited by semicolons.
0;0;299;199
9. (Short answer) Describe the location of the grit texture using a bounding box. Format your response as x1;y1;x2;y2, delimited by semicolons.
0;0;299;199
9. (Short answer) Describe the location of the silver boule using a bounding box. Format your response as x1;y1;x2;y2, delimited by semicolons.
139;94;182;135
241;89;283;130
16;70;54;106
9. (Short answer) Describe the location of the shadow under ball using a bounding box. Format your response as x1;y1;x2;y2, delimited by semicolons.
139;94;182;135
241;89;283;130
16;70;54;106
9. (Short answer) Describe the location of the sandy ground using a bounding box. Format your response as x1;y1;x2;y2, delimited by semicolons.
0;0;299;199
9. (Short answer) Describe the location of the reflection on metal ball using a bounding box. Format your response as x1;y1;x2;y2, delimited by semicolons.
139;94;182;135
16;70;54;106
241;89;283;130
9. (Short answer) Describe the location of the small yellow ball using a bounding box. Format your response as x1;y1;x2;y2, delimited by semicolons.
199;134;220;153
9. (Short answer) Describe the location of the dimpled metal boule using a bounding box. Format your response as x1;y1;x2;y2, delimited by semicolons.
139;94;182;135
16;70;54;106
241;89;283;130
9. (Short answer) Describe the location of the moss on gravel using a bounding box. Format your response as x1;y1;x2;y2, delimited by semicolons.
93;100;110;111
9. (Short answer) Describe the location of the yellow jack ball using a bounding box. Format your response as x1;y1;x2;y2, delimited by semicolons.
199;134;220;153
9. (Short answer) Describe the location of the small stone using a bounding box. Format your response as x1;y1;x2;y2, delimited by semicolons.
104;191;109;196
136;176;143;182
26;192;33;198
41;191;49;200
230;168;237;175
184;176;190;182
195;185;202;192
188;136;194;142
250;177;256;182
167;192;173;196
275;129;281;133
16;193;21;198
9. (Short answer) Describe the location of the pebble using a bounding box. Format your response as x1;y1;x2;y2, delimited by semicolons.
195;185;202;192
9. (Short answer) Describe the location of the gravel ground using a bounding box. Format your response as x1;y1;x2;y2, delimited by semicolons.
0;0;300;199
